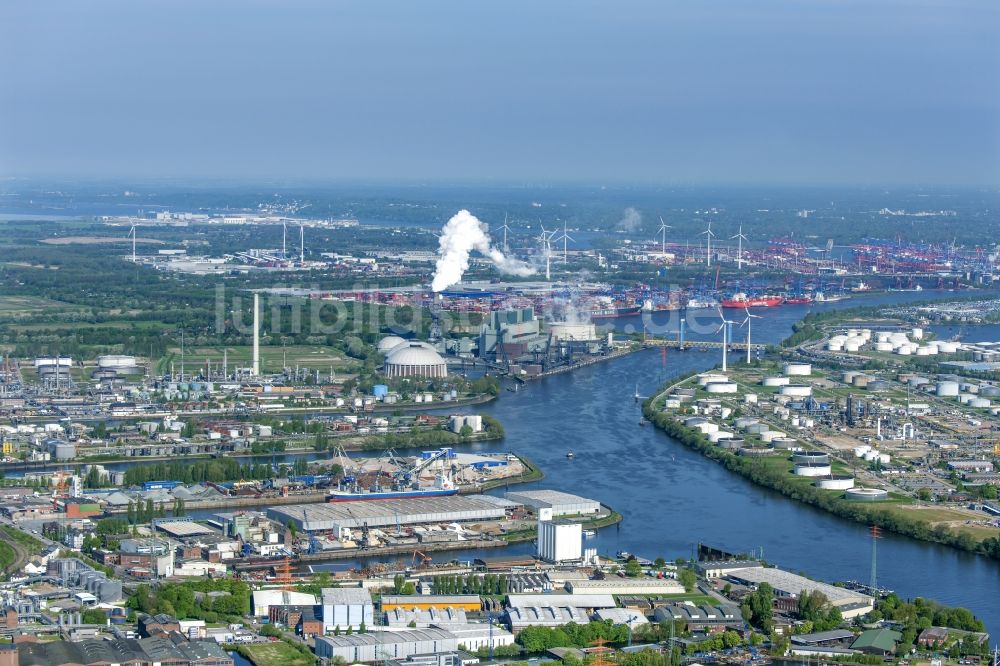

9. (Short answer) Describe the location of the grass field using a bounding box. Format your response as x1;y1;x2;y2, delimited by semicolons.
239;641;316;666
0;295;77;315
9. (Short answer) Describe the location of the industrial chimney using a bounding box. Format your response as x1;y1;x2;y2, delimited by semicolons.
252;293;260;376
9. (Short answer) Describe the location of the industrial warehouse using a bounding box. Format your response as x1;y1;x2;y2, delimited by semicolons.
267;495;516;535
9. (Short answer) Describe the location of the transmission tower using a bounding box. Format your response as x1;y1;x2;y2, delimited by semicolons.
869;525;882;594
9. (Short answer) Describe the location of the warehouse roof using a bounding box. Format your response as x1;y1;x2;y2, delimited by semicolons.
790;629;856;645
505;489;600;508
507;593;615;609
851;629;902;652
724;566;872;606
321;587;373;606
317;627;453;648
269;495;507;531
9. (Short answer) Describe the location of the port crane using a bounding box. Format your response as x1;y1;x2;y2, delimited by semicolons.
397;448;453;486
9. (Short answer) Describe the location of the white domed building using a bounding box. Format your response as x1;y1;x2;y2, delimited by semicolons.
384;342;448;378
377;335;408;354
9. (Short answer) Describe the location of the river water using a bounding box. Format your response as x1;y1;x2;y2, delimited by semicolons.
50;290;1000;637
420;291;1000;639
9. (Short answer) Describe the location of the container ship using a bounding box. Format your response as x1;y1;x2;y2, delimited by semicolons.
590;304;642;319
720;293;784;308
327;474;456;502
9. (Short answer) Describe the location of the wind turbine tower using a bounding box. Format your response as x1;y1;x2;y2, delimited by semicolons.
732;225;748;270
701;221;716;267
715;307;735;372
556;221;574;264
500;213;512;254
282;221;287;259
299;224;304;265
657;216;672;254
741;306;761;363
129;225;137;263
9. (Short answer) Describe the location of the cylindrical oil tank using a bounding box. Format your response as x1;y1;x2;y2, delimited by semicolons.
760;430;787;443
936;341;959;353
874;342;894;352
770;437;798;449
969;398;991;409
745;423;770;434
794;462;833;477
734;417;759;429
844;341;861;352
980;385;1000;397
697;373;729;386
852;375;871;388
867;380;890;392
827;342;843;352
842;371;860;383
793;451;830;464
936;381;960;397
780;384;812;397
763;376;790;387
694;422;719;434
718;438;744;450
895;345;912;356
815;475;855;490
911;327;924;339
739;446;777;457
908;376;930;387
845;487;889;501
705;382;738;393
708;430;734;442
784;363;811;376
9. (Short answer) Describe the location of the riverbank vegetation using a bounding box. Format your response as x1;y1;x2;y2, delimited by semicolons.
642;400;1000;561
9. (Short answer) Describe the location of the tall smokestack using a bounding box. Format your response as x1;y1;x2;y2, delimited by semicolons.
252;293;260;376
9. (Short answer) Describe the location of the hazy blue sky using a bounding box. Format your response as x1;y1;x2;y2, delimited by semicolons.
1;0;998;185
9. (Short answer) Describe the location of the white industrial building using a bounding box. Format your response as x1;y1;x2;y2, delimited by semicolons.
537;520;582;563
724;566;873;618
565;578;685;595
252;589;317;617
506;489;601;516
384;342;448;378
315;628;457;663
445;624;516;651
321;587;375;632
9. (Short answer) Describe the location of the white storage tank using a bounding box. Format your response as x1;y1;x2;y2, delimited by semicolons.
694;422;719;434
936;341;959;353
698;373;729;386
734;417;759;429
780;384;813;397
936;381;960;397
762;376;791;387
911;327;924;340
793;451;830;464
842;371;860;383
815;475;855;490
708;430;734;442
705;382;738;393
745;423;770;434
794;462;833;477
784;363;812;376
827;341;843;352
969;398;991;409
874;342;894;352
760;430;787;442
844;341;861;353
845;487;889;501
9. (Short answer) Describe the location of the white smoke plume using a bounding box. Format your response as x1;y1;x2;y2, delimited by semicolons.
431;210;534;292
617;206;642;232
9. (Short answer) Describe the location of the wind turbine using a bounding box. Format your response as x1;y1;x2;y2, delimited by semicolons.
732;225;748;270
554;220;574;264
282;221;287;259
701;221;716;267
499;213;512;254
538;225;556;280
740;306;762;364
128;225;137;263
299;224;304;265
657;216;672;254
715;307;735;372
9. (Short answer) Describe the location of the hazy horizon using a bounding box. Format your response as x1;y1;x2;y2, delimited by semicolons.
2;0;998;186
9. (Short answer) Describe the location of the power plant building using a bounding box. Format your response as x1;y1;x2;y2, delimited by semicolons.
479;308;541;357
